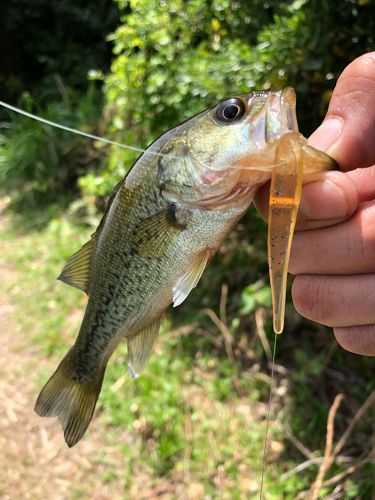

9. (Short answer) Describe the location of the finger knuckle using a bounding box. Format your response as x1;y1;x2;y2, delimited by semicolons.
334;325;375;356
292;275;334;324
359;206;375;268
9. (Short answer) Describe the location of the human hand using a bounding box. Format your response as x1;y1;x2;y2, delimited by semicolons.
254;52;375;356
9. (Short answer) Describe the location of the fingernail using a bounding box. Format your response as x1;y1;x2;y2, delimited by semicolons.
308;117;344;152
299;179;348;220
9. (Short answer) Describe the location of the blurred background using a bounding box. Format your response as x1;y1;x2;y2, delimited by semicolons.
0;0;374;498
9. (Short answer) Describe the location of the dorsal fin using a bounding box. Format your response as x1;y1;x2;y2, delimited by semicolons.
58;236;97;293
58;179;125;293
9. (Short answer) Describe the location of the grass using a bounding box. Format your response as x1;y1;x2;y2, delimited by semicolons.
2;201;374;498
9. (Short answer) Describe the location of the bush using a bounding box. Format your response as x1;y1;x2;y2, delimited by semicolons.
92;0;375;196
0;85;104;209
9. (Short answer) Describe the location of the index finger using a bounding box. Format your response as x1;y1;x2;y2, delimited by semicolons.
253;170;358;231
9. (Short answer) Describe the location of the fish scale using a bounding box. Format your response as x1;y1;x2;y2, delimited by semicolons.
78;187;168;354
35;89;335;447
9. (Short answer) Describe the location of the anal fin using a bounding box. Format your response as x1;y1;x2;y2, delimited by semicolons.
127;316;163;378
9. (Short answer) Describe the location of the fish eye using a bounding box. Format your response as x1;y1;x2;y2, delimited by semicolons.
215;98;246;124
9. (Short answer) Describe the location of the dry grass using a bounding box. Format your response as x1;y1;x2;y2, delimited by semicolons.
1;197;374;499
0;209;129;499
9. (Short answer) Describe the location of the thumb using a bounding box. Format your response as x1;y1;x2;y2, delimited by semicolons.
308;52;375;171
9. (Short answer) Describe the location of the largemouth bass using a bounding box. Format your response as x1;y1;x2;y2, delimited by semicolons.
35;89;334;446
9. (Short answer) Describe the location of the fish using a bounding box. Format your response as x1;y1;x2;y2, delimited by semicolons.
35;88;335;447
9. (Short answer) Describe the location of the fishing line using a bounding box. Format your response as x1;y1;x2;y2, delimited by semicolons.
0;99;285;172
259;332;278;499
2;98;284;492
0;100;179;160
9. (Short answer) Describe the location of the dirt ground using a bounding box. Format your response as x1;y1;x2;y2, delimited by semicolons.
0;203;129;499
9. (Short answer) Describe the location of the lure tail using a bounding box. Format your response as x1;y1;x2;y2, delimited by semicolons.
35;347;105;447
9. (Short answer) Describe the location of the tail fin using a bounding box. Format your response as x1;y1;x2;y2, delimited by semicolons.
35;348;105;447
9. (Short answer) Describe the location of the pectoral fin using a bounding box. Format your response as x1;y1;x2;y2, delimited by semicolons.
132;206;184;258
58;236;96;293
173;249;210;307
127;316;163;378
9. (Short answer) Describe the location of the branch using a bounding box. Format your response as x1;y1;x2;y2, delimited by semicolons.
310;393;344;500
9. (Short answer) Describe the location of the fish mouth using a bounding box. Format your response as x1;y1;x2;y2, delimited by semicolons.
232;88;300;172
280;87;298;132
265;87;298;143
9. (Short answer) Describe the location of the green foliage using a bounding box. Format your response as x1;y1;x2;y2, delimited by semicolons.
3;213;373;496
2;210;91;354
100;0;280;189
3;0;375;205
0;85;103;209
2;1;375;496
0;0;119;209
240;279;272;315
1;214;279;493
88;0;375;195
0;0;119;99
